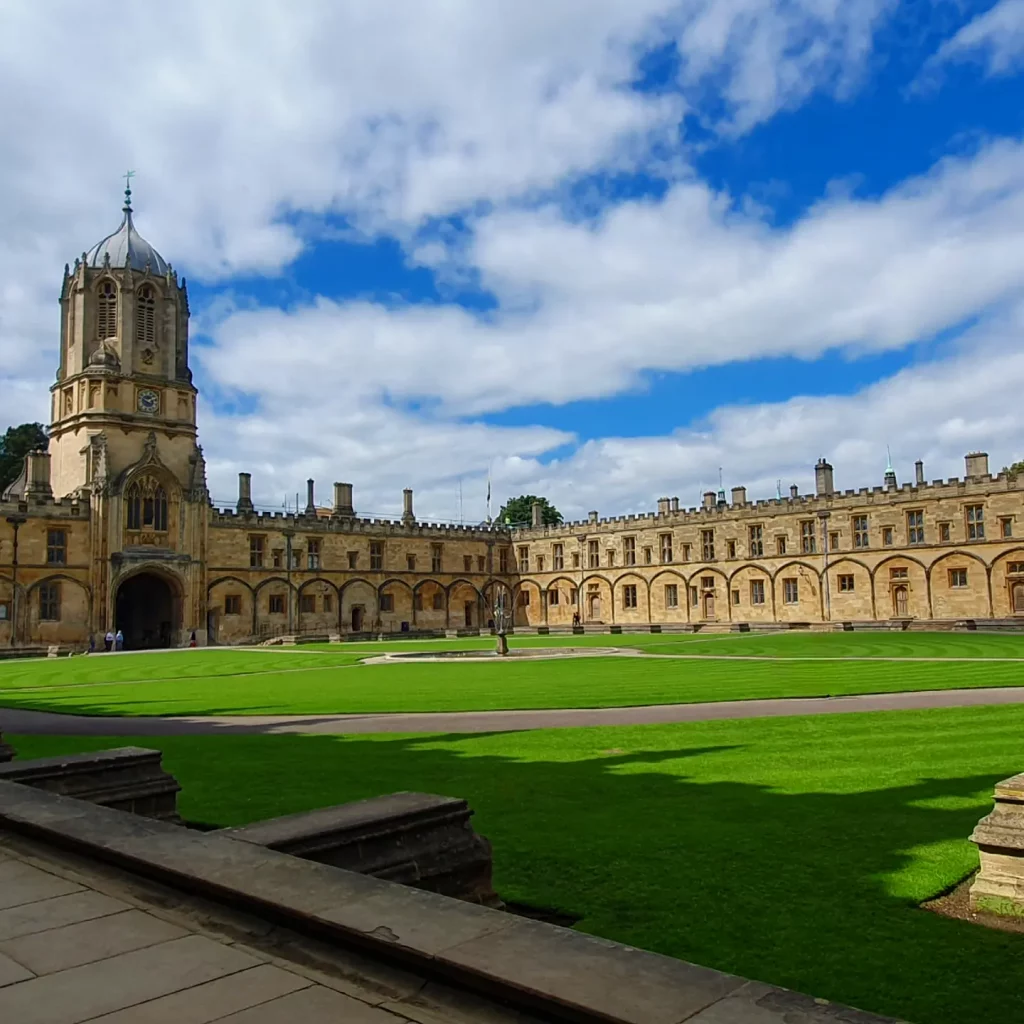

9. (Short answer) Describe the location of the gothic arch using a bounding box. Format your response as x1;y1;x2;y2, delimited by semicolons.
297;576;341;598
207;575;255;596
254;575;297;596
821;557;875;619
135;282;158;351
612;572;651;620
377;577;413;595
339;577;375;598
414;577;448;595
443;577;481;598
870;553;930;619
927;549;993;618
95;277;118;339
727;563;773;585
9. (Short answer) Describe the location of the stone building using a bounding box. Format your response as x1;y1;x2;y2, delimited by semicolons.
512;455;1024;628
0;190;513;650
1;191;1022;649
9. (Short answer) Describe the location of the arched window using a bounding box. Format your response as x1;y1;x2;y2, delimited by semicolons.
136;284;156;348
125;478;168;534
97;281;117;339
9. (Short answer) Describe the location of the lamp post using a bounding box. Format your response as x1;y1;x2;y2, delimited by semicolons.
818;510;832;622
577;535;586;629
6;516;26;647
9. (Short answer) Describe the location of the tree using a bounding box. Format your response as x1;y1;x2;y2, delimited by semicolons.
1003;459;1024;480
497;494;563;527
0;423;48;495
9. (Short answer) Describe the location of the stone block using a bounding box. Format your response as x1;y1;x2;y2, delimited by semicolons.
0;747;181;823
218;792;501;908
969;772;1024;917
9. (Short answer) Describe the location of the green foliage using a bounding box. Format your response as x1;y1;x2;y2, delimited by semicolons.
0;422;48;494
13;703;1024;1024
498;494;563;526
1002;459;1024;479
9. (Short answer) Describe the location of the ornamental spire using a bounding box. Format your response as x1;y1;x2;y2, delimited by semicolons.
122;169;135;213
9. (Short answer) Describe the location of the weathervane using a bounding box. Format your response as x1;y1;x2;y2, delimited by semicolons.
123;169;135;211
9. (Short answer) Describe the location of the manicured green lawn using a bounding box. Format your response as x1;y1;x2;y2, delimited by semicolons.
0;630;1022;717
11;704;1024;1024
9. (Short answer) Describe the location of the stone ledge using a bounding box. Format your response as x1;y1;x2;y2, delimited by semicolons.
0;746;181;823
217;792;501;907
0;780;909;1024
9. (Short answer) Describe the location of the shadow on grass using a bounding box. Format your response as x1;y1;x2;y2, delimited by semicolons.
9;724;1024;1024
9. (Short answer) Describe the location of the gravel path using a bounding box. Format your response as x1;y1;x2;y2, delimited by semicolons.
3;685;1024;736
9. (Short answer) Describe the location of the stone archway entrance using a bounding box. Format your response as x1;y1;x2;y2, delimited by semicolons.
115;572;180;649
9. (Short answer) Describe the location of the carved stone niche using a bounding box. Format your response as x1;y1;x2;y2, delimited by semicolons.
218;791;502;908
0;747;181;823
970;772;1024;917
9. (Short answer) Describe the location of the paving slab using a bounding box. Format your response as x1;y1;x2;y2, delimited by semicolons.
686;981;910;1023
0;889;130;941
0;948;33;987
0;908;187;975
86;964;313;1024
0;858;84;909
0;934;261;1023
213;984;406;1022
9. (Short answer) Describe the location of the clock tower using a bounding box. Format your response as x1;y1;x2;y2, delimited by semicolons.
49;180;199;498
43;180;210;647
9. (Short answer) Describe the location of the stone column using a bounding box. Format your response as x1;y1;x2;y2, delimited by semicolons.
970;772;1024;917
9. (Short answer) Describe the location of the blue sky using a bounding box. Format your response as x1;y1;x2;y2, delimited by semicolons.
2;1;1024;521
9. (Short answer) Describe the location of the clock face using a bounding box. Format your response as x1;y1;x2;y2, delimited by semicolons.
137;389;159;414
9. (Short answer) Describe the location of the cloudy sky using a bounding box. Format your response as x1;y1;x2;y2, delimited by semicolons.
1;0;1023;523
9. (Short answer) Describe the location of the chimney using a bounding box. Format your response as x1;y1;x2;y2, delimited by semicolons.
657;497;670;515
731;486;747;506
402;488;415;524
965;452;989;479
236;472;253;514
670;496;679;513
814;458;834;497
24;450;52;502
588;510;599;524
789;484;799;500
333;482;354;517
703;490;715;510
305;478;316;516
531;501;543;528
914;460;925;486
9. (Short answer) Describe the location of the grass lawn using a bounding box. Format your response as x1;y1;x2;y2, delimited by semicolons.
0;631;1022;717
10;704;1024;1024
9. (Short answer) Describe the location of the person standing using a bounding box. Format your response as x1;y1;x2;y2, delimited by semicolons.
104;630;114;652
115;629;124;652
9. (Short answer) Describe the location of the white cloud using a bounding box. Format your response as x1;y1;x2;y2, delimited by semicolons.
927;0;1024;77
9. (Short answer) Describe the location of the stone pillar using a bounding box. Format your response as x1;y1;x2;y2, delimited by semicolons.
915;460;925;486
731;486;747;506
305;479;316;516
0;732;15;763
236;472;254;514
970;772;1024;917
670;497;679;513
402;488;415;525
814;458;834;497
531;501;542;528
333;482;354;517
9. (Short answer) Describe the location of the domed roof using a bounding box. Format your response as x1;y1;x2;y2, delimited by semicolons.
85;185;168;275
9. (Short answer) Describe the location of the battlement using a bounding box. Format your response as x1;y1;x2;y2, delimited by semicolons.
511;454;1021;540
0;494;90;520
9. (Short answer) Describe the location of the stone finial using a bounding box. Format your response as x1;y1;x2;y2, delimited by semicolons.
969;772;1024;917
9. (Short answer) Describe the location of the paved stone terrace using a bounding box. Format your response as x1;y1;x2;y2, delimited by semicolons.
0;830;534;1023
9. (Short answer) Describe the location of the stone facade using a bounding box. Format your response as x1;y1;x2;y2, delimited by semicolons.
1;192;1022;649
511;456;1024;628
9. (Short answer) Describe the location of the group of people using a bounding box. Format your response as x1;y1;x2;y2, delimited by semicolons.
88;629;199;652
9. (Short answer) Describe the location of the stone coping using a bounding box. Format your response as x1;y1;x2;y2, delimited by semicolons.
0;780;907;1024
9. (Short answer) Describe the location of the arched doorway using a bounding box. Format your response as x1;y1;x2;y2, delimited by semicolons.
115;572;180;649
893;585;909;618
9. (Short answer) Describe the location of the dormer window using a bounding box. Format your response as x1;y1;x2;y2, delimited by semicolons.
136;284;156;349
97;280;117;339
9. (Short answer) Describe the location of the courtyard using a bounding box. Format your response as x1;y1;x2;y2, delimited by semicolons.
2;630;1024;1024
